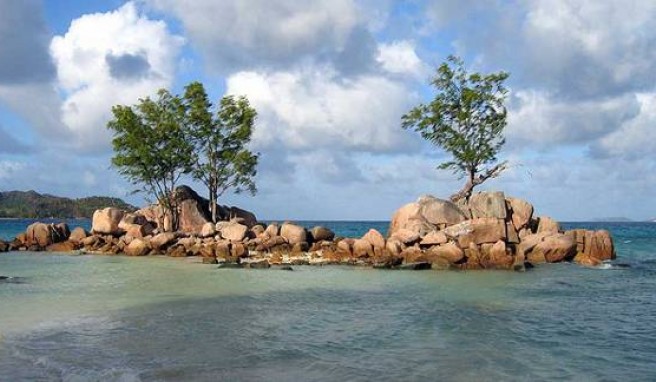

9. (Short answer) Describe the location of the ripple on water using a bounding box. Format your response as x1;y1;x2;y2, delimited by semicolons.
0;251;656;381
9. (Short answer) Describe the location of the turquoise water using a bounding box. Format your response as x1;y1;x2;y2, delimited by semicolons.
0;221;655;381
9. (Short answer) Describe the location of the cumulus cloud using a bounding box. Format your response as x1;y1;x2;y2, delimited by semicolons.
506;90;641;148
147;0;380;74
593;93;656;159
226;66;419;154
521;0;656;99
0;0;55;84
376;40;428;78
50;2;184;150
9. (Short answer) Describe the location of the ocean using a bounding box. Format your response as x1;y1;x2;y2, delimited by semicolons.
1;220;655;381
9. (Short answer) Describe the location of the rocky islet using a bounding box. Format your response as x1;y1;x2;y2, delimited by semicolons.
0;188;615;271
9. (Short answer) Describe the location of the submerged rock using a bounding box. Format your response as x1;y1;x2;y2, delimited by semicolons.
217;263;243;269
396;262;432;270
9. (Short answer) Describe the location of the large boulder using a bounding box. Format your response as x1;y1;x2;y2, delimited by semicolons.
92;208;126;235
537;216;560;235
584;230;615;261
352;239;374;258
391;228;420;245
118;213;148;230
574;253;602;267
518;232;550;254
419;195;469;227
55;223;71;241
443;217;507;246
136;204;171;231
362;229;385;249
46;241;78;252
486;240;514;269
280;223;307;246
69;227;88;243
529;234;577;263
150;232;178;251
118;213;154;238
419;230;447;246
310;226;335;242
265;224;280;237
507;197;534;231
389;203;433;237
428;242;464;264
389;195;468;237
218;206;258;228
125;238;150;256
468;191;507;219
178;199;211;234
200;222;216;238
26;223;61;247
219;222;248;242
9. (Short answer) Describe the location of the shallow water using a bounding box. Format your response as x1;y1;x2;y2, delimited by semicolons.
0;222;655;381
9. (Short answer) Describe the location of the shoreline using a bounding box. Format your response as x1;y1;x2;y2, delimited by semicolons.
0;191;618;271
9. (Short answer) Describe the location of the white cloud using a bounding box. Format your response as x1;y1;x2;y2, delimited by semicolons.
226;66;419;153
148;0;360;72
506;90;640;148
0;160;25;180
521;0;656;98
49;2;184;150
595;92;656;159
376;40;428;78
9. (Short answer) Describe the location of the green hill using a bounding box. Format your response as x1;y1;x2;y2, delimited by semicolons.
0;190;137;218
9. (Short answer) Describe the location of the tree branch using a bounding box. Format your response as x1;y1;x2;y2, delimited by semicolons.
449;161;507;203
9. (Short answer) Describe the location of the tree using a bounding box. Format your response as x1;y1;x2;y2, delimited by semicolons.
183;82;259;223
402;55;510;203
107;89;194;231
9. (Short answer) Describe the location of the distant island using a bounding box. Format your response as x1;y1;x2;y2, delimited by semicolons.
0;190;136;218
592;217;634;222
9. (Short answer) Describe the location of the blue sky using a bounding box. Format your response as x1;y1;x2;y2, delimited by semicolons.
0;0;654;221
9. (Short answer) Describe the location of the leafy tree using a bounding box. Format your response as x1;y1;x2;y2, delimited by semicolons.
107;89;194;231
183;82;259;223
402;55;510;202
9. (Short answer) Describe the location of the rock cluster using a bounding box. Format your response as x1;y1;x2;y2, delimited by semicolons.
1;190;616;271
387;192;614;269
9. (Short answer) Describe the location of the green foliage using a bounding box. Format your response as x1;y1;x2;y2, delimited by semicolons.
107;82;259;227
402;55;509;201
107;89;195;231
0;190;136;218
183;82;259;223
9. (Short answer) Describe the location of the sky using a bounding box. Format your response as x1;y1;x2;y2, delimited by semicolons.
0;0;654;221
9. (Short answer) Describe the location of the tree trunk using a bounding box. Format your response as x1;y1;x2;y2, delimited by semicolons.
209;179;218;223
449;162;508;203
210;196;217;223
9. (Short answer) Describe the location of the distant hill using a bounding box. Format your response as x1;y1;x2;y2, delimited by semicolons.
0;190;137;218
592;217;633;222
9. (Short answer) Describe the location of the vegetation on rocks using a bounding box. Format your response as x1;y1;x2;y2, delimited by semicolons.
107;82;259;231
402;55;510;203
